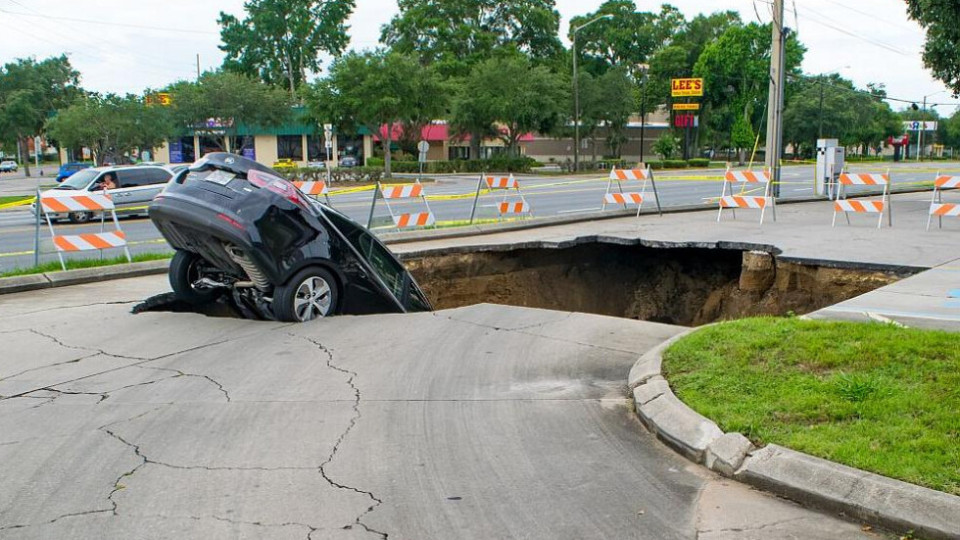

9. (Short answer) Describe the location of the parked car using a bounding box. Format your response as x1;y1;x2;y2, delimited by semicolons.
272;158;298;171
37;165;173;223
149;152;432;322
339;156;359;168
56;162;92;182
0;160;18;172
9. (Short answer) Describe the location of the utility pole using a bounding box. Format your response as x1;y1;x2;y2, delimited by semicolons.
917;96;926;162
764;0;786;197
818;75;824;139
196;54;201;81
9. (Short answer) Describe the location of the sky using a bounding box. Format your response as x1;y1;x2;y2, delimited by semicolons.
1;0;957;116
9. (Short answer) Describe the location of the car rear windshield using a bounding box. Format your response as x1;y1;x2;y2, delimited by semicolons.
57;169;99;190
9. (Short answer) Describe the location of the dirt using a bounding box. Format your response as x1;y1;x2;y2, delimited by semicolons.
404;244;909;326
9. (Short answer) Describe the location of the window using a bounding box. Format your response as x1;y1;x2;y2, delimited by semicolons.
449;146;470;160
277;135;303;160
480;146;506;159
169;137;195;164
117;168;172;187
307;135;330;161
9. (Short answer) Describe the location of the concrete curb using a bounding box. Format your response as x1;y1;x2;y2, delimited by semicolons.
629;325;960;540
0;260;169;296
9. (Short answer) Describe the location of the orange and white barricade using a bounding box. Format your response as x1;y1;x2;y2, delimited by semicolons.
717;167;775;224
368;180;436;230
292;180;331;205
927;174;960;231
469;173;533;223
39;191;131;270
602;166;662;217
832;171;890;229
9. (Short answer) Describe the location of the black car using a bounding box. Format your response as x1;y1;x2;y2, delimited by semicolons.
149;153;432;322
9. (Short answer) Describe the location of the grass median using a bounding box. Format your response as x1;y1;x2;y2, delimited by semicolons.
0;252;172;278
662;317;960;495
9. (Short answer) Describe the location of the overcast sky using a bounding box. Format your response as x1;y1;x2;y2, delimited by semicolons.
1;0;957;116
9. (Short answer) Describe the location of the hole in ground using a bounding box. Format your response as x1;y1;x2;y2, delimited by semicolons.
134;241;915;326
403;243;914;327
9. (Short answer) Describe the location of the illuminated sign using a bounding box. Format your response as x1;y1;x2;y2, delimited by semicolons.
673;113;699;128
673;103;701;111
146;93;172;106
671;78;704;97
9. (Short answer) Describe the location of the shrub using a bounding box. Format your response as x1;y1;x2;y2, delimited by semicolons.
366;157;385;167
687;158;710;167
662;159;689;169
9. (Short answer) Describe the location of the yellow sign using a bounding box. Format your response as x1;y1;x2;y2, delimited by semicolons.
146;93;172;106
673;103;701;111
671;78;704;97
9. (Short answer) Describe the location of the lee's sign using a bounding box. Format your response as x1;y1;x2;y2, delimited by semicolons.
671;78;704;97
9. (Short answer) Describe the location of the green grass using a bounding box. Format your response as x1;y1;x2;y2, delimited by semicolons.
0;195;32;206
662;317;960;495
0;252;172;278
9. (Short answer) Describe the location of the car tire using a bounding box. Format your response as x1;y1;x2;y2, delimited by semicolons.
68;211;93;224
169;250;221;305
273;267;339;322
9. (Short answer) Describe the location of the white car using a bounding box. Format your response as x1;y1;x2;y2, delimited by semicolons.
0;161;18;172
35;165;173;223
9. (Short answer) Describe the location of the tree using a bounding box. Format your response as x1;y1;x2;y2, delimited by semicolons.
652;133;679;160
730;115;755;165
694;22;805;159
219;0;355;94
596;68;636;158
167;71;293;152
905;1;960;96
0;55;80;176
569;2;684;74
452;54;567;157
305;51;447;176
46;94;175;165
381;0;563;76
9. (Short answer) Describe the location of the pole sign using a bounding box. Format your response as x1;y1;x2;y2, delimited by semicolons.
673;103;700;111
673;113;698;128
904;121;937;131
146;93;172;106
417;140;430;163
671;78;704;97
323;123;333;149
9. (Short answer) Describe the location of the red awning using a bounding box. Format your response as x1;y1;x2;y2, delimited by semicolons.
373;123;534;143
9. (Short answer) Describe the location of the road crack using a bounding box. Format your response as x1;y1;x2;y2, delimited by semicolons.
137;366;232;402
298;335;388;540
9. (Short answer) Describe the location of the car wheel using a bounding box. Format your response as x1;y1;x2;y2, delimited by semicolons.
273;267;339;322
169;250;221;305
68;211;93;224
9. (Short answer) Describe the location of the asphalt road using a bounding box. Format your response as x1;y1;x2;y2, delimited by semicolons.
0;161;954;271
0;275;879;539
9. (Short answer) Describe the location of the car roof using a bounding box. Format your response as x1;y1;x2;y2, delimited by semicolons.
89;164;172;173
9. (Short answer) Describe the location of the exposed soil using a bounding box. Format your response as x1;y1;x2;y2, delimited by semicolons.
404;244;910;326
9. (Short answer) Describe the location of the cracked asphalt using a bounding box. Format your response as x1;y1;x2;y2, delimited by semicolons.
0;276;885;539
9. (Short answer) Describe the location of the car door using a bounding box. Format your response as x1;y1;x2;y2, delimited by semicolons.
114;168;172;213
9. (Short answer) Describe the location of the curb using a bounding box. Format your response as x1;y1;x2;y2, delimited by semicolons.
629;325;960;540
0;260;169;295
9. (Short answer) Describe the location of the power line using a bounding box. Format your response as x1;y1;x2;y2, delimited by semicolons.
825;0;919;33
0;5;217;35
788;4;916;58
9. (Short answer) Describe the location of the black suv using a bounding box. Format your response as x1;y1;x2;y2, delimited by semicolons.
149;153;432;322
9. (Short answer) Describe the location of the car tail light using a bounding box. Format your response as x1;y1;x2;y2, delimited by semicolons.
216;213;245;230
246;169;310;211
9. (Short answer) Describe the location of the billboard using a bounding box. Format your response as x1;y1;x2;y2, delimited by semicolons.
671;78;704;97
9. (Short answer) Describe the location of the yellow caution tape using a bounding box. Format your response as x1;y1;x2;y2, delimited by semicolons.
0;197;34;210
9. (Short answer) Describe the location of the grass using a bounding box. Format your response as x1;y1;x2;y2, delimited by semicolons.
662;317;960;495
0;195;32;207
0;252;172;278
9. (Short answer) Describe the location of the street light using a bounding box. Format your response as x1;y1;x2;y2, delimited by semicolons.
636;63;649;164
917;90;946;161
572;13;613;172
